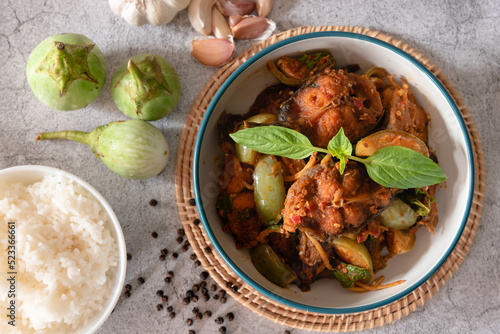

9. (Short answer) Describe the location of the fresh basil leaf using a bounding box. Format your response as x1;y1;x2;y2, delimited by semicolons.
230;126;325;159
327;128;352;174
363;146;447;189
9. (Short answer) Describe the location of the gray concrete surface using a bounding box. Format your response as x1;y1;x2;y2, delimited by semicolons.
1;0;499;333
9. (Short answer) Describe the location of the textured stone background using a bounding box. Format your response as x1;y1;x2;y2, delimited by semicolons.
1;0;499;333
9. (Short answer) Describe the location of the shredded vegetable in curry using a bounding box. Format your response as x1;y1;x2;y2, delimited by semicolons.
216;50;441;292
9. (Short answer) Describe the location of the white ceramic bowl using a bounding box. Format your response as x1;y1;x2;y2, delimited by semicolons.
193;32;474;314
0;165;127;332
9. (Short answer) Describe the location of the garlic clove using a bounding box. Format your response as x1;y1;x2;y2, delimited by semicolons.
232;16;276;40
188;0;216;35
228;14;245;27
212;6;232;39
191;37;235;67
255;0;273;17
216;0;255;17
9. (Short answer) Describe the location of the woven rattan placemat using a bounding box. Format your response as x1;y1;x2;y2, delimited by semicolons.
175;26;486;331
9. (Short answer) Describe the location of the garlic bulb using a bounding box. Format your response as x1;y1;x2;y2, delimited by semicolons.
109;0;191;26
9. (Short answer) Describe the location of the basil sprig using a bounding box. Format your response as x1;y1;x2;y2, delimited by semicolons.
229;126;446;189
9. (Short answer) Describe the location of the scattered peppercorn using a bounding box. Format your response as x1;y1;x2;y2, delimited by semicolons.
191;295;199;302
219;289;226;297
193;218;200;226
205;246;212;253
166;306;173;313
192;307;199;314
177;228;185;236
137;277;145;285
190;253;197;260
202;294;210;301
184;240;190;247
283;331;291;334
231;285;239;293
195;312;203;320
127;253;132;261
149;199;158;206
200;281;207;288
213;294;220;300
161;248;169;255
182;245;189;252
152;231;158;238
201;288;208;295
220;296;227;303
204;310;212;318
194;260;201;267
156;304;163;311
188;198;196;206
189;331;196;334
219;326;227;334
225;312;234;321
192;284;200;292
159;254;166;261
169;312;176;319
211;284;217;291
156;290;164;297
176;236;184;244
183;297;191;305
124;291;131;298
172;252;178;259
215;317;224;324
162;295;168;303
164;277;171;283
186;318;193;326
167;271;174;278
225;282;232;288
186;290;194;298
125;284;132;291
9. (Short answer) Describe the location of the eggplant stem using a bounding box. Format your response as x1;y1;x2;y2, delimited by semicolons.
36;130;92;146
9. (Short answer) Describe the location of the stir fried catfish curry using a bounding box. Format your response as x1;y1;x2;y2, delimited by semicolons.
216;50;440;292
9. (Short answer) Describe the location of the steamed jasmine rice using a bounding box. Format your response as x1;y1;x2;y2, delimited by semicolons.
0;175;118;333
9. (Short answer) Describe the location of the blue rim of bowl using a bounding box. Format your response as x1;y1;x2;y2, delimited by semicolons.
193;31;475;314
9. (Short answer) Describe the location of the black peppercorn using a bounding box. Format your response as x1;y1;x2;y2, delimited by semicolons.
156;290;164;297
195;312;203;320
186;290;194;298
194;260;201;267
159;254;166;261
215;317;224;324
162;295;168;303
127;253;132;261
124;290;131;298
169;312;176;319
220;296;227;303
225;312;234;321
125;284;132;291
149;199;158;206
167;271;174;278
166;306;173;313
211;284;217;291
156;304;163;311
188;198;196;206
200;281;207;288
137;277;145;285
177;228;185;236
189;331;195;334
204;310;212;318
205;246;212;253
164;277;171;283
191;295;199;302
231;285;238;293
184;240;190;247
219;289;226;296
284;331;291;334
176;236;184;244
213;294;219;300
152;231;158;238
202;294;210;301
225;282;232;288
219;326;227;334
172;252;178;259
161;248;169;255
192;307;199;314
190;253;197;260
183;297;191;305
192;284;200;292
201;288;208;295
186;318;193;326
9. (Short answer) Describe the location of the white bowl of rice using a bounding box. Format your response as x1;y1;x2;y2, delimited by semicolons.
0;165;126;334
